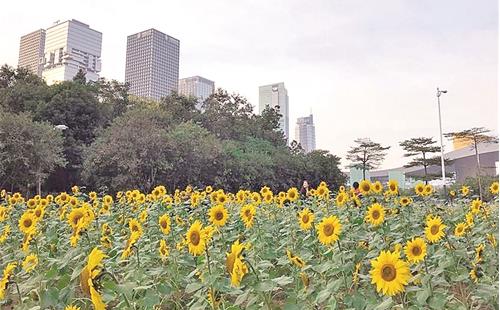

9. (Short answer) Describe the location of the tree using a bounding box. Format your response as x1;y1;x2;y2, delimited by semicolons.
399;137;444;184
445;127;498;200
0;65;50;114
0;111;66;194
346;138;390;180
73;69;87;84
82;105;171;192
200;88;255;141
164;122;222;189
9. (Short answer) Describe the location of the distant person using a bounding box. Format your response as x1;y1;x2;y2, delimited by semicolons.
300;180;310;198
353;181;361;197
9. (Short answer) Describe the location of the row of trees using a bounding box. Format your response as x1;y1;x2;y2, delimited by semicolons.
0;65;345;194
346;129;498;199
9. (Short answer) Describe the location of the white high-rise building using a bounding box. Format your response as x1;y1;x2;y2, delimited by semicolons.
178;76;215;109
259;82;289;143
295;114;316;153
42;19;102;85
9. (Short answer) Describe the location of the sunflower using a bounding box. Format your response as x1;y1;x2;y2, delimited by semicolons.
19;212;37;235
414;183;425;196
80;247;106;297
67;207;86;230
316;215;342;245
399;196;412;207
425;216;446;243
365;203;385;227
470;199;482;214
129;218;143;236
461;186;470;197
158;214;171;235
240;204;256;229
335;192;348;207
208;204;229;227
387;180;399;195
404;238;427;264
297;208;315;230
251;192;261;205
423;184;433;196
465;212;474;228
370;250;410;296
65;306;81;310
226;240;249;287
287;187;299;202
21;253;38;273
454;222;467;237
159;239;169;258
490;181;499;194
359;180;372;195
474;243;485;263
286;250;305;268
186;220;206;256
372;181;383;194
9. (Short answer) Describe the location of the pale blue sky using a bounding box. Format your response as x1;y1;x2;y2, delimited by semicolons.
1;0;497;169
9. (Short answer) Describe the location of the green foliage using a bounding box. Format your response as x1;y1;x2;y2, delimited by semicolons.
346;138;390;179
0;111;66;193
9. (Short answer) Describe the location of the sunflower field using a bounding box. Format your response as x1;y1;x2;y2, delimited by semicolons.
0;180;498;310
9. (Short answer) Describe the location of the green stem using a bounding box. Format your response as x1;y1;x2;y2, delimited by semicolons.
424;259;434;297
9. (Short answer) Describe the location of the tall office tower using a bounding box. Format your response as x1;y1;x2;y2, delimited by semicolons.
178;76;215;109
295;114;316;153
18;29;46;76
259;82;289;143
125;28;180;100
42;19;102;85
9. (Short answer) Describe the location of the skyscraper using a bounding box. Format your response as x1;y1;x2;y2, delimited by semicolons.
178;76;215;109
125;28;180;100
295;114;316;153
259;82;289;143
18;29;46;76
42;19;102;85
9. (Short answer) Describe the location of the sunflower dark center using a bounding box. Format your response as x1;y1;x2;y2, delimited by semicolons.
131;224;139;232
190;231;200;245
323;223;334;236
72;214;83;225
372;210;380;220
381;264;396;281
160;220;167;229
362;184;370;192
215;211;224;221
302;214;309;223
430;224;439;235
412;246;422;256
245;210;251;217
23;218;33;228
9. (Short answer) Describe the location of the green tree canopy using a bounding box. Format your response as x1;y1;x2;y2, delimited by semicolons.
346;138;390;180
0;111;66;194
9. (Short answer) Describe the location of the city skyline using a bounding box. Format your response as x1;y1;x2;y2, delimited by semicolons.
1;0;497;169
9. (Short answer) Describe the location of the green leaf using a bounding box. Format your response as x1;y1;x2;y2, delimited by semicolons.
255;280;276;292
185;282;203;294
272;275;293;286
234;290;249;306
416;289;430;305
374;297;393;310
315;289;331;304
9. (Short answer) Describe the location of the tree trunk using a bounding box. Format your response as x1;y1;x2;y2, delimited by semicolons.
474;138;483;200
423;151;428;184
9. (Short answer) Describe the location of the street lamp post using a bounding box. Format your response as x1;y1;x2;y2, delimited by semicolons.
436;88;447;194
